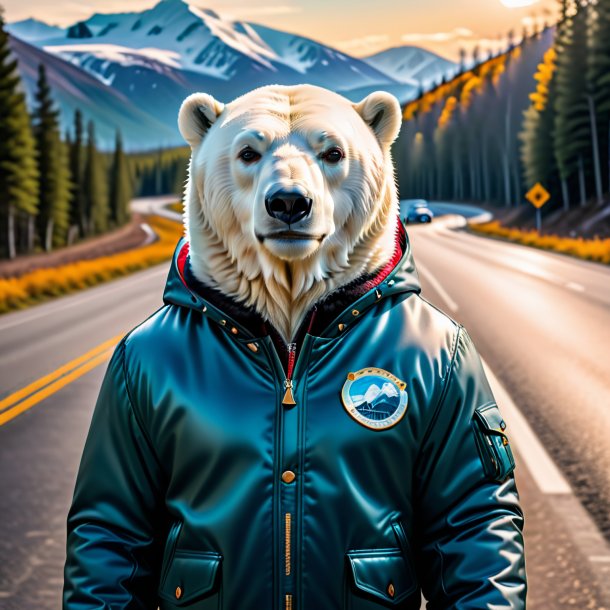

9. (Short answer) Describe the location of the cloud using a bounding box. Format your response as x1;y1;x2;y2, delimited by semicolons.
401;28;474;44
400;27;517;62
334;34;390;56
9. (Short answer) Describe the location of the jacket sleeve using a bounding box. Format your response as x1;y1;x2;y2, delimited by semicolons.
63;337;166;609
414;326;527;609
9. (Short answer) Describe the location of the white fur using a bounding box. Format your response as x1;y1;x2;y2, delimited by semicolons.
178;83;402;343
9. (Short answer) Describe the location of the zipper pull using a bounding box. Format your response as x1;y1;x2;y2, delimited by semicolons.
282;343;297;406
282;379;296;406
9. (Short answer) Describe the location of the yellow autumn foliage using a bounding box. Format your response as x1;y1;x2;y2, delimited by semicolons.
470;220;610;264
528;47;557;113
0;215;185;314
401;52;509;122
438;96;458;128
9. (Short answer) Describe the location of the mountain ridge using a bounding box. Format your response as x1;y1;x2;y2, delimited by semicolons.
6;1;455;149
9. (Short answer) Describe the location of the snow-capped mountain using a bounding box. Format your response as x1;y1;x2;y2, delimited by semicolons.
6;18;64;42
353;382;399;409
7;35;179;149
6;0;454;148
363;46;457;89
12;0;397;87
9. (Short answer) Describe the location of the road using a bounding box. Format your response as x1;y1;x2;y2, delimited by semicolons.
0;199;609;608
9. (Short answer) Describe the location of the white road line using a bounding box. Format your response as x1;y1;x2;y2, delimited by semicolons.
416;261;459;312
481;359;572;495
0;266;168;332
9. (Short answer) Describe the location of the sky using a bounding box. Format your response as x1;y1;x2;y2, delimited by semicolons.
2;0;557;60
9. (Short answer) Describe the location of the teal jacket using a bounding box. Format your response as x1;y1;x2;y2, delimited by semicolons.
63;221;527;609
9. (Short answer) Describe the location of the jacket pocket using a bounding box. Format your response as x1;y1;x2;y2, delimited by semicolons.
472;402;516;482
345;547;417;609
158;549;222;609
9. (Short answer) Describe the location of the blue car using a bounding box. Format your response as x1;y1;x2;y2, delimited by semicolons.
402;199;434;224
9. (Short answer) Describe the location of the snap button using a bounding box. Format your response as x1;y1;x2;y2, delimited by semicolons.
219;319;226;326
351;309;359;316
247;342;259;353
231;327;239;335
282;470;296;483
201;305;207;313
338;323;346;332
387;582;395;598
175;586;183;599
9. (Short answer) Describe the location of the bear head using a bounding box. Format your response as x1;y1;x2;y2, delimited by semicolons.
178;83;402;342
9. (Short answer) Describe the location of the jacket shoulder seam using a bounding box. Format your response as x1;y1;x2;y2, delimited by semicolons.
415;294;460;328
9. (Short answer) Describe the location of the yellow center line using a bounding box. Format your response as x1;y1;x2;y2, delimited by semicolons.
0;333;125;427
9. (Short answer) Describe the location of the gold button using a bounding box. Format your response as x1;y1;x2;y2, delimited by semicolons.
338;323;345;332
282;470;296;483
351;309;359;316
231;327;239;335
175;586;183;599
387;582;395;598
247;342;259;353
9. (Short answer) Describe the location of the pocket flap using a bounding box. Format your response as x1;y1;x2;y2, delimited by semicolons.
474;403;508;433
473;403;515;481
158;551;222;606
346;548;416;605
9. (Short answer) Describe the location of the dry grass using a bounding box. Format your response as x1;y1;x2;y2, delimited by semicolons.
470;220;610;265
0;216;184;314
167;201;184;214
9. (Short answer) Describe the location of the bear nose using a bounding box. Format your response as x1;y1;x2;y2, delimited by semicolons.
265;190;313;225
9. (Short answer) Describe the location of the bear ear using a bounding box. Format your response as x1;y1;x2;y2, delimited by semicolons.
353;90;402;149
178;92;225;148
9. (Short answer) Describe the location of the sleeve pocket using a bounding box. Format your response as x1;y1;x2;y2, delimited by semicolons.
158;550;222;606
472;402;516;482
346;548;417;606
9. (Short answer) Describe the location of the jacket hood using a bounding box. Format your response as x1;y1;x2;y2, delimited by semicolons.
162;216;421;341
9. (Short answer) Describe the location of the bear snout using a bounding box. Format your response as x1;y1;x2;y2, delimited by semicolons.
264;189;313;225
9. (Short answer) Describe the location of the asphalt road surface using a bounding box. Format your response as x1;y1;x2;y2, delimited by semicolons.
0;198;609;609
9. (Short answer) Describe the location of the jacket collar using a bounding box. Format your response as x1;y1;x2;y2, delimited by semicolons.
162;216;421;343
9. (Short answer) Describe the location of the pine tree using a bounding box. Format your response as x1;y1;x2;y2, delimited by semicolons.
587;0;610;198
109;131;132;226
83;120;108;234
554;1;591;207
68;109;86;240
0;11;38;258
520;48;559;200
32;64;71;250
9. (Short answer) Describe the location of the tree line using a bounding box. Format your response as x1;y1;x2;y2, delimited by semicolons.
521;0;610;209
0;13;132;260
394;0;610;213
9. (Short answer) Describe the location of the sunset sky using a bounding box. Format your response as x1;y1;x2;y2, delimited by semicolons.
2;0;557;60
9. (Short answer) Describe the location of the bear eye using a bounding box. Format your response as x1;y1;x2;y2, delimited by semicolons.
320;147;344;164
238;146;261;164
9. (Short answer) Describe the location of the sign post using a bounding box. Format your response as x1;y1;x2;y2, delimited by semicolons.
525;183;550;232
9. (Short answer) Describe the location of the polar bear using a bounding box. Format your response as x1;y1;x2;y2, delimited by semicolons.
178;83;402;342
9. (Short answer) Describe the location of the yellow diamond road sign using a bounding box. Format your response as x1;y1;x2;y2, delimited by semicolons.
526;183;550;209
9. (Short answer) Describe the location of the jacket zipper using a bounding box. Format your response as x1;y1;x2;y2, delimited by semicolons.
282;342;297;406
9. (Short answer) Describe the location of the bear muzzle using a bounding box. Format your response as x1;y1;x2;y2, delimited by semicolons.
264;188;313;226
